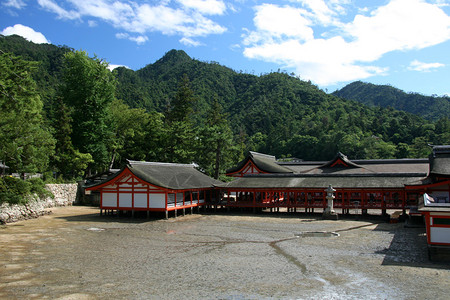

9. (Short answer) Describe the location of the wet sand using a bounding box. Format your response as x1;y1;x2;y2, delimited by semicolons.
1;206;449;299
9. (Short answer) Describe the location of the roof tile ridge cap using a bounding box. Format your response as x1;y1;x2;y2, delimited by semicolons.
127;160;195;167
249;151;276;160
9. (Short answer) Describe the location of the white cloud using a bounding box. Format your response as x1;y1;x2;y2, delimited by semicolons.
345;0;450;58
180;37;203;46
408;60;445;72
107;64;130;71
432;0;450;7
37;0;80;20
252;4;313;41
129;35;148;45
1;24;49;44
177;0;226;15
115;32;128;39
3;0;26;9
115;32;148;45
298;0;339;26
34;0;227;44
243;0;450;86
88;20;97;27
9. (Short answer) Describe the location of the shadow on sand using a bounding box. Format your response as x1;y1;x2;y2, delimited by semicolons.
55;208;167;224
373;222;450;268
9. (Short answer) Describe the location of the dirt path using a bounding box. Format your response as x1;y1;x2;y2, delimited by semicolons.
0;206;449;299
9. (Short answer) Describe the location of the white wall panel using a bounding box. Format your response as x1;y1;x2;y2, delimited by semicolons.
430;227;450;244
102;193;117;207
134;193;148;208
149;193;166;208
119;193;132;208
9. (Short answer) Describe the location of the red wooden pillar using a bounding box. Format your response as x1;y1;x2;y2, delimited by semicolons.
362;191;367;215
165;193;168;219
116;184;120;216
174;192;177;208
147;185;150;209
402;191;406;213
322;191;326;209
132;180;135;211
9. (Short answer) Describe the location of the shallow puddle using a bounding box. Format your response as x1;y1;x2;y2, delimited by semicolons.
295;231;340;237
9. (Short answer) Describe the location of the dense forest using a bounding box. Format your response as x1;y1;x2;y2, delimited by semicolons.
1;34;449;188
333;81;450;122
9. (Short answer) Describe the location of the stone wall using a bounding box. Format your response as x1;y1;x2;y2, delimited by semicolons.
0;183;78;224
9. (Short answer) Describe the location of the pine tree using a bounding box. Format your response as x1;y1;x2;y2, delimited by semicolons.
164;74;198;163
198;96;234;179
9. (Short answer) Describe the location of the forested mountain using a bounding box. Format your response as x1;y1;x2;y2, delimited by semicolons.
1;34;449;183
333;81;450;122
0;34;71;116
114;49;449;160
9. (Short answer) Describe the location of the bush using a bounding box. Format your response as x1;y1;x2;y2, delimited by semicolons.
28;177;54;200
0;176;53;205
0;176;31;205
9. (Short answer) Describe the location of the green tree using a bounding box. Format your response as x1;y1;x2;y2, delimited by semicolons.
166;73;195;123
197;97;234;179
61;50;116;174
0;51;55;174
51;97;92;179
106;99;165;167
434;117;450;145
164;74;198;163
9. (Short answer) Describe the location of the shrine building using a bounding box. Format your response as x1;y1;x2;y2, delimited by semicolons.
218;148;449;215
85;146;450;218
85;160;221;219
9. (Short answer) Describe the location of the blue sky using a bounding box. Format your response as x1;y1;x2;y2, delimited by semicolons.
1;0;450;96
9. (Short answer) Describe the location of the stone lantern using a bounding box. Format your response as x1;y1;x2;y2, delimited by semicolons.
323;184;338;220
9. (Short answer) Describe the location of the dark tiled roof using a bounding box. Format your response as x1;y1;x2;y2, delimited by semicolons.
430;146;450;176
226;151;292;174
279;158;429;175
84;169;120;185
218;173;426;189
129;161;222;189
302;153;371;174
430;156;450;176
87;161;222;190
320;152;362;168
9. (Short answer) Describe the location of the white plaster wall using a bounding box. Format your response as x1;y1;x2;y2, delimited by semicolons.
102;193;117;207
430;227;450;244
149;193;166;208
119;193;132;208
134;194;148;208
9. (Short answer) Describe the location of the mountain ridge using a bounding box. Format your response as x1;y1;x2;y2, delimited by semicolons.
333;81;450;122
1;35;448;161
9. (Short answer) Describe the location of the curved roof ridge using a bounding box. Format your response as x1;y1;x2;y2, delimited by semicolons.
319;152;362;169
249;151;276;160
127;160;196;168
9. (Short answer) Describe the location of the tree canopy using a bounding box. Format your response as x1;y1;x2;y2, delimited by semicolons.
333;81;450;122
0;35;448;182
61;50;116;174
0;51;55;174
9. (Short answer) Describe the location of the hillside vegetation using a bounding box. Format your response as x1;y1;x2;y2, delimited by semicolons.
333;81;450;122
1;35;449;186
